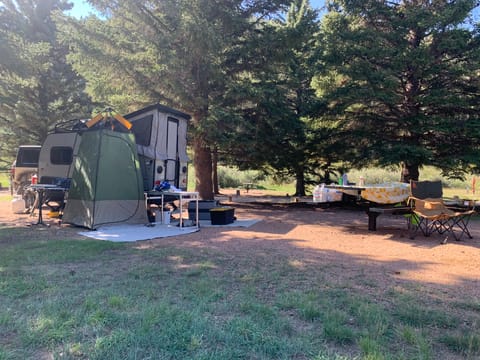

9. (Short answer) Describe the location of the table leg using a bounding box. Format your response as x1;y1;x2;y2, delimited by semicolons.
179;194;183;228
367;211;380;231
161;194;165;224
195;196;199;228
33;190;48;226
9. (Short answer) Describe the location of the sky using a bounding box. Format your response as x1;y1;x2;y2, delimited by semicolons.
67;0;96;17
68;0;327;18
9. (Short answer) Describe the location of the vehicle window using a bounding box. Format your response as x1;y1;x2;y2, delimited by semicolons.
131;115;153;146
50;146;73;165
17;149;40;166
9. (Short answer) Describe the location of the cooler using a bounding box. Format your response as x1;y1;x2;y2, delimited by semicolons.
209;207;235;225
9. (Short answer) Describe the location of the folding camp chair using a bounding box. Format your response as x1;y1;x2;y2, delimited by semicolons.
408;180;475;243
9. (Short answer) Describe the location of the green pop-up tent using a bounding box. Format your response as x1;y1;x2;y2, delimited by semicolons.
62;128;147;229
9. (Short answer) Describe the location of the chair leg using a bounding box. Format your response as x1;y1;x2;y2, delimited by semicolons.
410;217;450;243
434;216;473;243
450;216;473;241
409;212;474;243
408;214;416;239
408;214;425;239
420;218;433;237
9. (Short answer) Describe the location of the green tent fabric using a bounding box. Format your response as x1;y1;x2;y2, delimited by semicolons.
62;129;147;229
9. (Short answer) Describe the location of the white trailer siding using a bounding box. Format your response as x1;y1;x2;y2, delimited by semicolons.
125;104;190;191
37;132;81;184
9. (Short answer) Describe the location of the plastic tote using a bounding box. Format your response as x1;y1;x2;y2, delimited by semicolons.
312;184;342;203
313;184;326;202
11;196;25;213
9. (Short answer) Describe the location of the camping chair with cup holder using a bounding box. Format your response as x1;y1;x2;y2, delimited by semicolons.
408;180;475;243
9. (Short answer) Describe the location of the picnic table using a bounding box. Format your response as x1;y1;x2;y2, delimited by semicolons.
323;184;366;200
324;182;410;204
366;206;412;231
243;183;255;192
324;182;411;231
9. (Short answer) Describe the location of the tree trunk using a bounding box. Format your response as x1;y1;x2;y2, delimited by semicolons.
212;146;219;195
193;136;214;200
321;170;332;184
294;167;306;196
400;162;420;183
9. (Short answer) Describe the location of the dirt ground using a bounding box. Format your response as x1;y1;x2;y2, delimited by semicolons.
1;189;479;301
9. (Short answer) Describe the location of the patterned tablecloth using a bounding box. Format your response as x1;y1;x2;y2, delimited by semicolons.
360;182;410;204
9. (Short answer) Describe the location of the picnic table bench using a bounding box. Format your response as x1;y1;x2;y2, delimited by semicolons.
243;183;255;192
366;206;412;231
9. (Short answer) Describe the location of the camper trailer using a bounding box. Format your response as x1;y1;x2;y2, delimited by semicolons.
19;104;190;219
37;132;81;185
124;104;190;192
36;104;190;191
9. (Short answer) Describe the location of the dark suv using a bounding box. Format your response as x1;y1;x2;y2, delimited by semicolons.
10;145;41;201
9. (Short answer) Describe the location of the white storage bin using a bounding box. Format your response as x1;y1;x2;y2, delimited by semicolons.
11;196;25;213
313;185;343;203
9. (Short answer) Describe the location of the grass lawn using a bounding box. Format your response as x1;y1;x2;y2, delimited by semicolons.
1;203;479;359
0;171;10;192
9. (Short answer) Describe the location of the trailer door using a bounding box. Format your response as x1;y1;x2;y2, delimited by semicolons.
165;117;179;186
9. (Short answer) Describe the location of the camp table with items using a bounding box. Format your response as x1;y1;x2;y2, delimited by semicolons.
28;183;68;225
145;191;199;229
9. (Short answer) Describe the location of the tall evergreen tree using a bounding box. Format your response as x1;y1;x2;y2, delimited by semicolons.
0;0;93;166
60;0;290;200
220;0;327;195
318;0;480;181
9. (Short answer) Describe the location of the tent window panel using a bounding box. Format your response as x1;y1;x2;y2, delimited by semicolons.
50;146;73;165
131;115;153;146
97;134;142;200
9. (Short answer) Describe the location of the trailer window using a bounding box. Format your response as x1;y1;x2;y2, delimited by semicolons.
131;115;153;146
50;146;73;165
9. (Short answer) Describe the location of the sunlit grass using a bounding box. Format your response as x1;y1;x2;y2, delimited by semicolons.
0;171;9;187
0;225;478;359
0;194;12;201
188;165;477;197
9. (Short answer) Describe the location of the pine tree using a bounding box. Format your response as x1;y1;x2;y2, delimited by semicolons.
61;0;290;199
219;0;328;195
0;0;92;166
318;0;480;180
